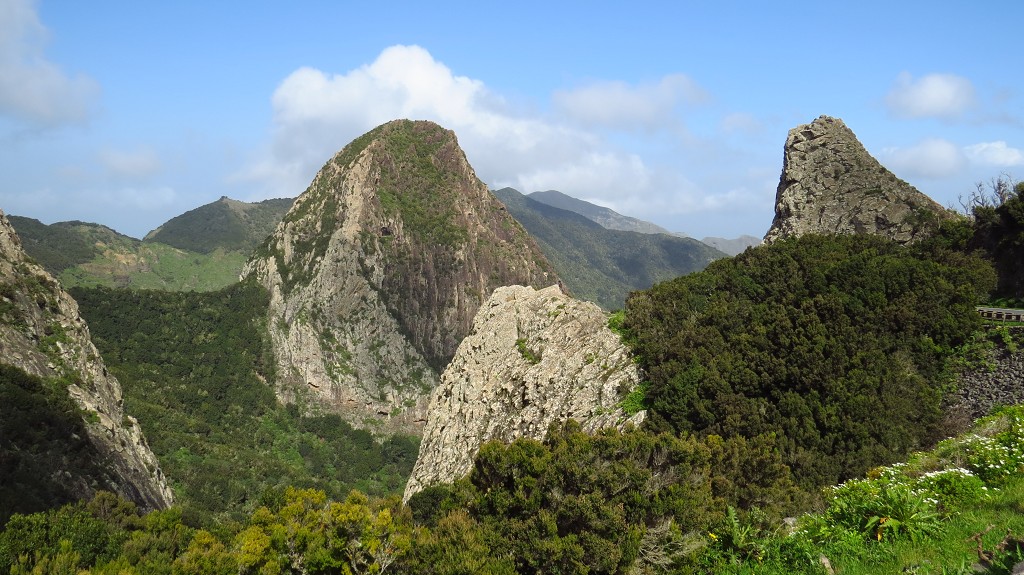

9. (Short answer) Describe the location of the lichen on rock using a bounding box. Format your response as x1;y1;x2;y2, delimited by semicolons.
404;284;644;501
764;115;957;245
242;120;555;433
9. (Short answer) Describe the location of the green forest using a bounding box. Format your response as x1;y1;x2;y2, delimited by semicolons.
3;180;1024;573
68;281;419;526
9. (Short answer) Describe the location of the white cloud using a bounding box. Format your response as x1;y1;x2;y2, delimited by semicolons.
235;45;771;239
552;74;708;131
964;141;1024;167
238;45;624;202
506;152;653;200
0;0;99;126
885;72;975;120
880;138;966;178
98;147;162;179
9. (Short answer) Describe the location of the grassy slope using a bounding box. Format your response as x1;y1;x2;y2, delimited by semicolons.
10;197;293;292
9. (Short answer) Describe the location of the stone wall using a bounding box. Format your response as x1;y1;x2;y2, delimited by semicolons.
953;327;1024;420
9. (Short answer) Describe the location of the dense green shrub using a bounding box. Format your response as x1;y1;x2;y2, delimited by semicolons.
70;281;418;524
625;234;995;488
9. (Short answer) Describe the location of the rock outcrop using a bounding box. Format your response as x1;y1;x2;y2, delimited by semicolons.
0;209;173;510
764;115;956;244
403;284;644;500
242;120;555;433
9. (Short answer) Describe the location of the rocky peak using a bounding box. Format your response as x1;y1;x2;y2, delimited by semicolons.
764;115;955;244
403;284;644;501
0;209;173;510
242;120;556;432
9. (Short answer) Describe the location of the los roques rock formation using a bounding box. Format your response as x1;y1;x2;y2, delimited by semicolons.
764;115;957;244
241;120;557;433
403;284;645;501
0;209;173;510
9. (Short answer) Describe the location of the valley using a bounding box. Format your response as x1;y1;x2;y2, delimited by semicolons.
2;116;1023;573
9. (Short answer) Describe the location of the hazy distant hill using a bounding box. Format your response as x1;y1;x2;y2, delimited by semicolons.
528;190;677;235
494;188;725;310
9;196;293;291
144;196;293;254
698;235;761;256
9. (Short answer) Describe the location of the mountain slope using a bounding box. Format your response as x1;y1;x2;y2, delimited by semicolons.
699;234;761;256
242;120;556;432
494;187;724;310
764;115;957;244
0;210;172;520
528;189;677;235
144;196;293;254
9;197;292;291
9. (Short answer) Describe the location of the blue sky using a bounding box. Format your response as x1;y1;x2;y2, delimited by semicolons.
1;0;1021;240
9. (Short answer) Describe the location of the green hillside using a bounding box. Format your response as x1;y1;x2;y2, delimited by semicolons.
6;216;131;274
493;187;725;310
69;281;418;525
144;196;293;254
3;181;1024;574
9;196;292;292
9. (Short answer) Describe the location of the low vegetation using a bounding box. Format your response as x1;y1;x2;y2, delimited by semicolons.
626;233;995;489
69;281;418;525
2;407;1022;574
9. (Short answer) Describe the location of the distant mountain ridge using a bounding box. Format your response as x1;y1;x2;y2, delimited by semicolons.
494;187;724;310
145;196;293;254
527;189;760;256
699;235;761;256
9;196;293;291
528;190;677;235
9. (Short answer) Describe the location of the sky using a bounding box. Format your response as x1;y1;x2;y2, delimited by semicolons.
1;1;1021;240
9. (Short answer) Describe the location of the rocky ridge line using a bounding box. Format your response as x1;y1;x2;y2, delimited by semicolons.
404;284;644;501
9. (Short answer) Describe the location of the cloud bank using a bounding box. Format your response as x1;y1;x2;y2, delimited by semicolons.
0;0;98;127
880;138;966;178
552;74;708;131
237;44;752;230
964;141;1024;167
885;72;975;120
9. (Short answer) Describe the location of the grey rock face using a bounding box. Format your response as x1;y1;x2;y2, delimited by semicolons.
242;120;554;433
403;284;644;501
764;115;955;244
0;209;173;510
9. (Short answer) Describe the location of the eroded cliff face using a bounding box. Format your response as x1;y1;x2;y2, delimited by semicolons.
0;209;173;510
764;115;956;244
242;120;555;433
403;284;644;500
